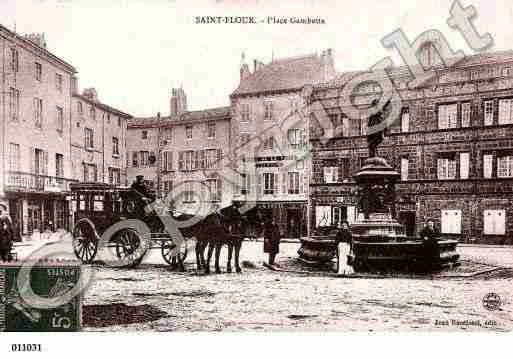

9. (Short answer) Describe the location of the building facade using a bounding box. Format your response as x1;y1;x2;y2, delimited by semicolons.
0;27;76;235
71;88;131;187
230;51;336;237
127;88;233;214
309;43;513;244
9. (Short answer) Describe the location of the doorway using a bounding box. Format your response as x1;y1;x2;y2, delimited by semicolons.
398;211;416;237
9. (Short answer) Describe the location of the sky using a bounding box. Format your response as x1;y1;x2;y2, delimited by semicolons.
1;0;513;117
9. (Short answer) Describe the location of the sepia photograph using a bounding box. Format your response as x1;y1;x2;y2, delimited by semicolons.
0;0;512;356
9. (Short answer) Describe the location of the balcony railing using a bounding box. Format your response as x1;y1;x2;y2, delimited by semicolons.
5;171;78;193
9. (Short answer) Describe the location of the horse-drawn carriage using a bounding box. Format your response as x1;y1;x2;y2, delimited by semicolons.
69;182;264;273
69;182;188;268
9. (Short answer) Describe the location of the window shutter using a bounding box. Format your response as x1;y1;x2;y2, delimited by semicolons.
282;172;287;195
200;150;206;169
217;179;222;202
43;150;48;175
302;171;308;194
217;149;222;163
29;147;35;174
178;151;184;171
169;152;173;171
161;152;166;172
257;173;263;196
194;151;199;170
274;172;279;196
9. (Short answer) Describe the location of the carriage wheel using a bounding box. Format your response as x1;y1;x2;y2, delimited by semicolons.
72;221;98;264
113;228;146;268
161;238;188;265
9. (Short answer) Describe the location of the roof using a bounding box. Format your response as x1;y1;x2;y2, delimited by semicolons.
0;24;76;73
128;106;231;129
315;49;513;91
73;93;132;118
231;54;330;97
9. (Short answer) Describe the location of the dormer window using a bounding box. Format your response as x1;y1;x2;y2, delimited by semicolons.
417;42;441;68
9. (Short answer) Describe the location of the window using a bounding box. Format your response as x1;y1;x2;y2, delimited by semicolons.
118;117;122;127
139;151;149;167
163;151;173;171
8;143;20;172
112;137;119;156
10;48;19;73
78;101;83;115
132;152;139;167
502;67;511;77
35;62;42;81
90;105;95;120
497;155;513;178
56;73;63;92
207;121;216;138
498;99;513;125
441;210;462;234
484;100;494;126
341;116;349;137
461;102;471;127
141;130;148;139
34;98;43;128
483;154;493;178
437;155;456;179
186;125;193;139
55;154;64;178
240;173;250;195
401;158;409;181
264;101;274;121
184;181;195;202
205;149;218;169
162;180;173;194
323;166;338;184
315;206;332;227
162;128;172;142
84;128;94;149
263;172;277;195
470;70;479;80
360;117;367;136
483;209;506;235
288;172;300;194
401;108;410;133
438;103;457;129
206;178;221;202
418;42;441;67
460;152;470;179
182;151;195;171
8;87;20;122
263;136;274;150
56;106;64;132
241;103;250;123
83;163;97;182
287;129;305;149
108;168;121;185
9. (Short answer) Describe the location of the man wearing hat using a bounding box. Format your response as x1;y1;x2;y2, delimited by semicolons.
0;202;14;262
419;218;441;272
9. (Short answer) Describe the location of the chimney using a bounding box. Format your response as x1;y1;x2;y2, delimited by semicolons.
24;33;47;49
240;52;251;82
253;59;264;73
83;88;99;102
170;87;187;117
321;48;335;81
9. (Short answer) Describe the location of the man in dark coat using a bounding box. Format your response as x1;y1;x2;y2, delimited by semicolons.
131;175;154;199
263;218;281;266
419;219;441;272
0;203;14;262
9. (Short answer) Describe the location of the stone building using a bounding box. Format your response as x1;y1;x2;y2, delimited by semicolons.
230;50;336;238
0;27;76;235
309;43;513;244
127;88;233;214
71;88;131;187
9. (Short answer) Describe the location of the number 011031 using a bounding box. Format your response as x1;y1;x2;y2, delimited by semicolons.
11;344;42;352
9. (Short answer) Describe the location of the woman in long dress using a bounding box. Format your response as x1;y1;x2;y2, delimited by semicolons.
335;221;353;274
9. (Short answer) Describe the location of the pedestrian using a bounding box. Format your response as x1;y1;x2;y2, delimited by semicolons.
131;175;154;201
263;218;281;266
0;203;14;262
419;218;441;272
335;221;353;274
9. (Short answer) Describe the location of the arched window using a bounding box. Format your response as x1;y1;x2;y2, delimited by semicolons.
418;42;441;67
